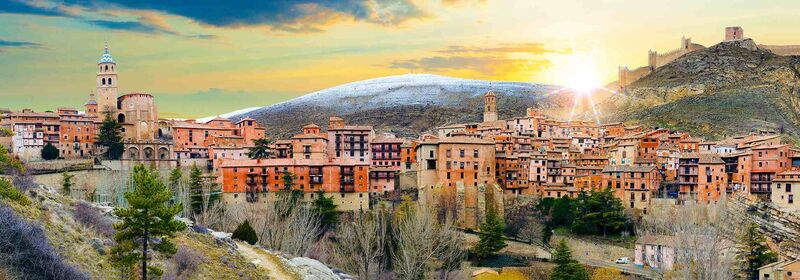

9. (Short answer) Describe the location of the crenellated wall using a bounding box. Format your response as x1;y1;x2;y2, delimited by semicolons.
618;37;705;87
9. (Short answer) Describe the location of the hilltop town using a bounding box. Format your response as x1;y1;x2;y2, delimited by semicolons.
3;27;800;280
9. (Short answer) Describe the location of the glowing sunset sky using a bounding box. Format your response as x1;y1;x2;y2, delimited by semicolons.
1;0;799;117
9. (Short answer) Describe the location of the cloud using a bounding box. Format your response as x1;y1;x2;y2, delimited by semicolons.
0;39;42;52
58;0;428;33
389;42;565;76
84;19;166;34
390;55;551;76
0;0;70;17
436;43;572;55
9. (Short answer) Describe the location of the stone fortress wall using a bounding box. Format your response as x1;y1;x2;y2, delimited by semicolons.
618;26;800;88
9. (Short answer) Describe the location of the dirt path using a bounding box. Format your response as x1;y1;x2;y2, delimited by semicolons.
235;242;299;280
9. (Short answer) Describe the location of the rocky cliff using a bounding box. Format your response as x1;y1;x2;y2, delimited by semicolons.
605;39;800;140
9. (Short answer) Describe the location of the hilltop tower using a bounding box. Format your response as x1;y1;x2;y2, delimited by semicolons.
483;91;498;122
725;26;744;41
96;43;118;114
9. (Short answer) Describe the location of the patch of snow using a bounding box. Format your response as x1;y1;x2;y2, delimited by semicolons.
197;106;262;123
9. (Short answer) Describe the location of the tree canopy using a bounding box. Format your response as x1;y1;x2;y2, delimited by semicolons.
96;113;124;160
550;239;589;280
111;165;186;279
41;143;59;160
247;137;273;159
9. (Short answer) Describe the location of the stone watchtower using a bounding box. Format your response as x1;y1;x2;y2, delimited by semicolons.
483;91;498;122
725;26;744;41
96;43;118;114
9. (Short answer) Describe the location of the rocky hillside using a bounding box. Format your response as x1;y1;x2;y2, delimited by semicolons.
235;74;569;139
605;39;800;140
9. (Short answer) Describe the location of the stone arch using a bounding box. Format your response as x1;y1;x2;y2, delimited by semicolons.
117;113;125;123
128;147;139;160
158;128;163;138
158;147;169;160
143;147;154;160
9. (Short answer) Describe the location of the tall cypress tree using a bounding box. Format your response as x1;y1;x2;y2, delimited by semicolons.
312;190;339;232
111;165;186;279
97;113;124;160
62;171;74;196
189;164;204;215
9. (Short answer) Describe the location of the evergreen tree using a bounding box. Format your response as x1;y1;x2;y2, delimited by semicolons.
62;171;74;196
550;239;589;280
247;137;273;159
41;143;59;160
739;223;779;280
473;207;507;260
168;167;182;192
111;165;187;280
232;220;259;245
281;171;302;201
571;189;628;237
312;190;339;232
189;164;205;215
97;113;124;160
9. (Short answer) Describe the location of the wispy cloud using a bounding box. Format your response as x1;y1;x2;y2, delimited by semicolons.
56;0;429;33
0;39;42;52
0;0;70;17
389;42;565;76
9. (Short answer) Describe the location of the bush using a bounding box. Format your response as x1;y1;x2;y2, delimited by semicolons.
232;220;258;245
41;143;59;160
0;178;30;206
11;170;36;192
73;203;115;237
172;246;205;277
0;206;88;279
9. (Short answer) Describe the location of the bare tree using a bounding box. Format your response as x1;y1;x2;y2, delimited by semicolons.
638;197;742;280
392;203;464;280
256;196;321;256
334;210;389;279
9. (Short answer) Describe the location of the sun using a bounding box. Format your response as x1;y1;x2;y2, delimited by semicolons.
568;66;601;94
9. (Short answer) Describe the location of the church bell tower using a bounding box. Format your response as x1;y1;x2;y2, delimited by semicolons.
483;91;498;122
96;43;118;114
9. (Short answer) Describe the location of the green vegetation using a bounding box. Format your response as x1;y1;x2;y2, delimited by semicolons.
311;190;339;232
41;143;59;160
247;137;273;159
62;172;74;196
739;223;779;280
0;178;30;206
550;239;589;280
110;165;187;279
168;167;182;193
0;144;24;174
0;127;13;137
232;220;258;245
473;207;507;260
536;189;631;241
97;113;124;160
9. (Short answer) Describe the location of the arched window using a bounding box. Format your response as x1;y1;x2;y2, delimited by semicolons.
105;65;108;71
117;113;125;123
108;78;112;85
102;78;106;85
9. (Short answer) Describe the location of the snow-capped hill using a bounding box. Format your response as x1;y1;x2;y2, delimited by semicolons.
233;74;565;138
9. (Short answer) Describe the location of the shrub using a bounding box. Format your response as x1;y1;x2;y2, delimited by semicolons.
11;170;36;192
41;143;59;160
0;206;88;279
232;220;258;245
0;178;30;206
172;246;205;277
73;202;115;237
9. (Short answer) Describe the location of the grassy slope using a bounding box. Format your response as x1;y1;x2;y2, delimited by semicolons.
1;189;272;279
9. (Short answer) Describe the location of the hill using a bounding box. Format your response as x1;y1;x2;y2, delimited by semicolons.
234;74;569;138
605;39;800;140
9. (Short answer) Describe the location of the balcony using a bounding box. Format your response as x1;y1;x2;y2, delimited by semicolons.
751;185;772;193
310;175;323;184
340;185;356;193
340;176;355;184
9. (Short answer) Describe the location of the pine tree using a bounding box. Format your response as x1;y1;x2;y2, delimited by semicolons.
550;239;589;280
312;190;339;232
62;171;74;196
0;144;24;174
739;223;779;280
232;220;258;245
111;165;186;280
41;143;59;160
189;164;204;215
247;137;273;159
571;189;627;237
168;167;182;192
473;207;507;260
97;113;124;160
